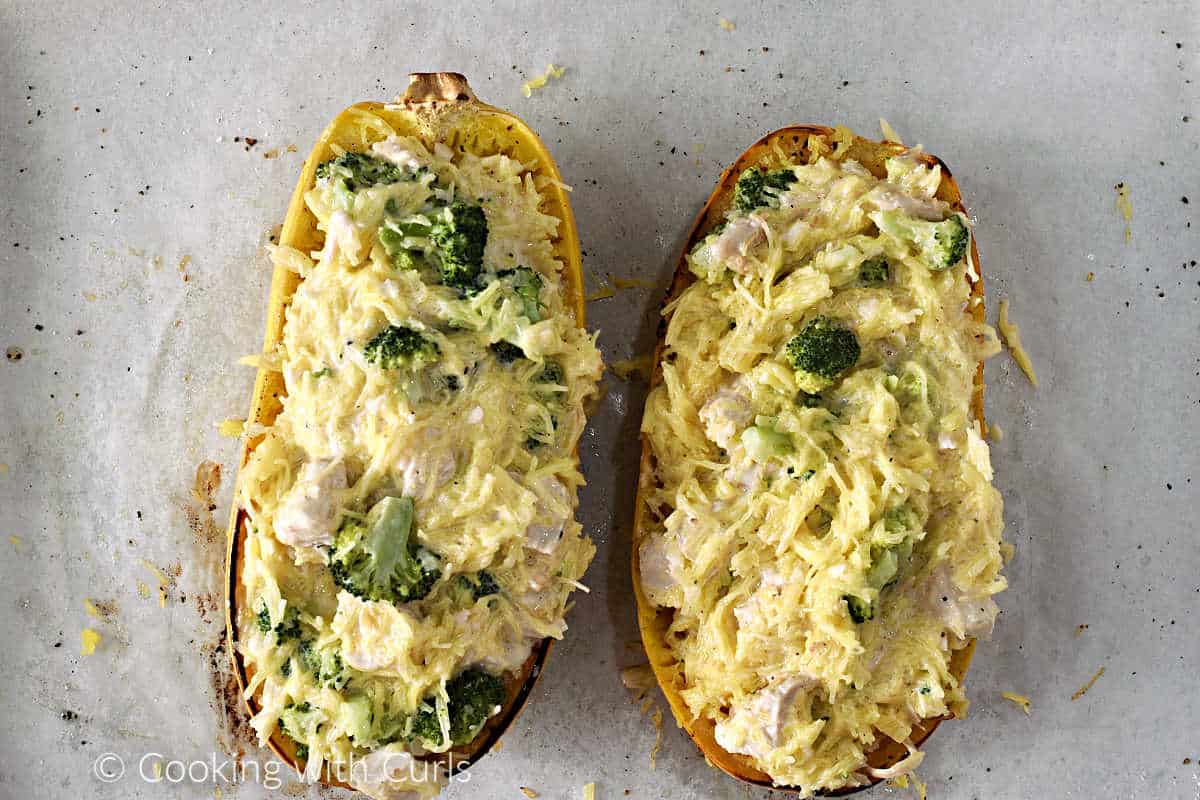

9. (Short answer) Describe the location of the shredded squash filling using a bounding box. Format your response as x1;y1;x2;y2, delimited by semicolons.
639;151;1007;792
237;121;601;797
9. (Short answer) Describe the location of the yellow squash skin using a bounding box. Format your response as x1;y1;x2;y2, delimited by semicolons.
224;73;585;786
631;126;985;794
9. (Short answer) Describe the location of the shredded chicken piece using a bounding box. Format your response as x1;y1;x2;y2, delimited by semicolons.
273;459;347;548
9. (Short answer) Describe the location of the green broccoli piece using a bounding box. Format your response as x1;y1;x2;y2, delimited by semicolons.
844;595;874;624
459;570;500;600
255;602;302;642
490;341;526;364
845;505;922;624
536;360;565;387
363;325;439;371
336;693;374;744
279;702;323;746
300;641;349;690
328;496;440;605
796;391;824;408
294;743;309;761
406;668;506;748
740;416;794;462
429;202;488;290
407;702;444;747
859;255;890;284
255;604;272;635
315;152;406;194
785;316;861;393
733;166;797;212
504;267;544;321
871;210;969;271
446;668;506;744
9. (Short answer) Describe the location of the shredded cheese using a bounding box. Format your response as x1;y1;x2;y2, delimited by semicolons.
997;298;1038;387
1001;691;1031;715
718;18;736;31
582;782;596;800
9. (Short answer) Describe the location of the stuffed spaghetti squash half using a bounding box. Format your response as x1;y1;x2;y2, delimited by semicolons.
632;126;1007;794
226;74;602;799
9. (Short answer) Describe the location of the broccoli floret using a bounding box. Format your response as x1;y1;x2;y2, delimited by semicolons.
740;416;794;462
796;391;824;408
255;604;272;634
733;166;797;212
447;668;506;744
504;267;544;321
845;506;922;624
407;668;506;748
785;316;861;393
274;607;302;641
844;595;874;624
407;702;444;747
536;360;564;387
459;570;500;600
299;641;349;690
871;210;969;271
490;341;525;364
328;496;440;605
429;202;488;290
255;602;302;642
315;152;406;192
378;226;422;271
279;701;324;746
363;325;439;371
859;255;890;284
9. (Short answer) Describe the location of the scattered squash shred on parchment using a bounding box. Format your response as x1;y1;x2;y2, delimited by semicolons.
521;64;566;98
1114;182;1132;242
997;298;1038;387
1001;691;1032;715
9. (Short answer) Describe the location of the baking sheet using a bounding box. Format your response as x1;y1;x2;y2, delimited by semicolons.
1;1;1197;798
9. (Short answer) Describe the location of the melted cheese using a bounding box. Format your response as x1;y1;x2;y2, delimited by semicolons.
639;154;1007;792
